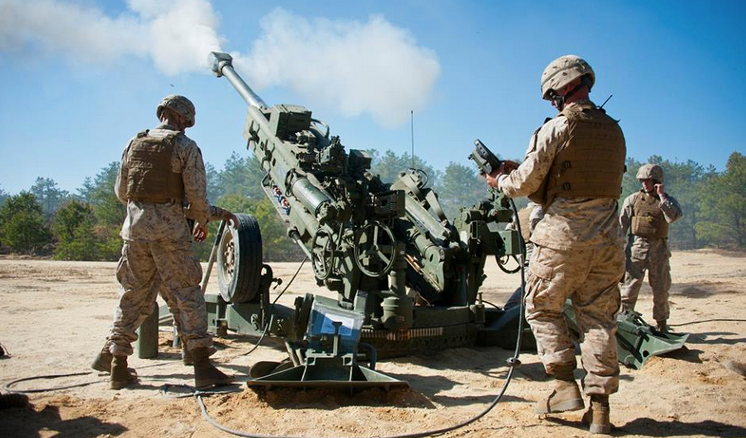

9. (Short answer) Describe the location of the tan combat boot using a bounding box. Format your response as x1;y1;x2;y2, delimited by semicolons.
582;394;611;434
91;345;113;373
183;345;217;366
535;365;584;414
110;355;137;390
192;347;234;389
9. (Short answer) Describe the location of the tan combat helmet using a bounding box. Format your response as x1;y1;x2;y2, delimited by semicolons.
636;164;665;183
157;95;196;127
541;55;595;100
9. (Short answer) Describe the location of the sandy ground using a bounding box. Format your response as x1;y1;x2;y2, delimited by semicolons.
0;249;745;438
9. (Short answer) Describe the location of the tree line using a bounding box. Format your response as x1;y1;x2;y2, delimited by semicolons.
0;150;744;261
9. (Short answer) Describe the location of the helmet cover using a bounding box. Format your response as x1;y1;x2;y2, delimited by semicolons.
541;55;595;100
156;95;195;127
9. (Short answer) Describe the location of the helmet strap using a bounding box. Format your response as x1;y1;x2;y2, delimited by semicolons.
553;75;593;111
564;76;592;103
548;90;565;111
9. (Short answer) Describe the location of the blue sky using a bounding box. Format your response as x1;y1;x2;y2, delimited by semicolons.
1;0;744;195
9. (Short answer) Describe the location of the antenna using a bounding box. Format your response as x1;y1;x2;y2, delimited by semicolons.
410;110;415;168
600;94;613;109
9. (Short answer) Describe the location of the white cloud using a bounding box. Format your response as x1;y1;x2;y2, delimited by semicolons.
0;0;221;75
236;9;440;126
0;1;440;127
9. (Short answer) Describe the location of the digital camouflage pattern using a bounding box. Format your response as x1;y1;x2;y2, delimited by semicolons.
115;124;228;242
619;191;683;322
525;245;623;395
498;99;624;252
105;240;211;355
540;55;595;100
629;192;670;238
157;95;196;127
636;164;665;182
539;102;626;206
125;131;184;203
104;123;230;357
499;99;625;396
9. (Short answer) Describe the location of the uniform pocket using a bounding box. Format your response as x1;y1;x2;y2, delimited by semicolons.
529;258;554;281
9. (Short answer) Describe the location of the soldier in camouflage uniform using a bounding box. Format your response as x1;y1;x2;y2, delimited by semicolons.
619;164;683;332
91;95;237;390
485;55;625;434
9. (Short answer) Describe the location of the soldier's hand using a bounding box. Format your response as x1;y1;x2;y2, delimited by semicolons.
655;183;667;203
193;223;208;242
655;183;665;196
501;160;520;174
224;212;239;228
484;170;500;188
484;160;519;189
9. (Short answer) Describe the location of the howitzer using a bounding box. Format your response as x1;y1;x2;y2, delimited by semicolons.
196;52;533;388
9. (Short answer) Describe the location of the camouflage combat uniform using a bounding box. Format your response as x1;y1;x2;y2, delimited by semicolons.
619;191;683;322
103;123;228;356
524;202;545;263
498;99;625;396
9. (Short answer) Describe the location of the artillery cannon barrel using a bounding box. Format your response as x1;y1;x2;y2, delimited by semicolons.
210;50;332;237
209;51;268;109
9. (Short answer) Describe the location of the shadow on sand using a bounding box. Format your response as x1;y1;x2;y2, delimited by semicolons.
0;404;127;438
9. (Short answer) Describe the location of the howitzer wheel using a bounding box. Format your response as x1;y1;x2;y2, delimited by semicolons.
217;213;263;303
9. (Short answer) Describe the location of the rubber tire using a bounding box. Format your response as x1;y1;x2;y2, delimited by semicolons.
217;213;263;303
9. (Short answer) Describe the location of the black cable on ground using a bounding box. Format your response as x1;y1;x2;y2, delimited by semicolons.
160;384;242;399
193;199;529;438
3;372;97;394
671;318;746;327
2;360;176;394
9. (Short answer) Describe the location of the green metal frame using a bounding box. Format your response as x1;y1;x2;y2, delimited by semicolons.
562;302;689;370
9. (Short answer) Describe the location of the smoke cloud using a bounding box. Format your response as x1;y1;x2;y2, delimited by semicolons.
236;9;440;126
0;0;222;75
0;0;439;126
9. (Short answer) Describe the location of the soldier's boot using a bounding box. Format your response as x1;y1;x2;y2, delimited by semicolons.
110;356;137;390
91;345;113;373
656;319;668;332
192;347;234;389
535;365;584;414
582;395;611;434
183;345;217;366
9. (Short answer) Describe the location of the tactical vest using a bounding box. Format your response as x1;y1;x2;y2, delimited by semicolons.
631;191;669;238
528;102;626;208
126;130;185;203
